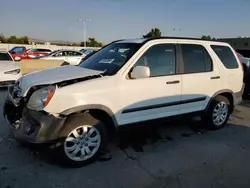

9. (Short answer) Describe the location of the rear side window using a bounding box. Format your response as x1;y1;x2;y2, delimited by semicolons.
211;45;239;69
181;44;212;74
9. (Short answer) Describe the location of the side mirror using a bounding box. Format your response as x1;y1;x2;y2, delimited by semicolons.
130;66;150;79
14;56;21;61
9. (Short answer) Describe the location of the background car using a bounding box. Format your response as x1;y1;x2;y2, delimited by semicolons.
9;46;52;61
0;51;22;86
26;48;52;58
237;53;250;70
237;53;250;97
36;49;84;65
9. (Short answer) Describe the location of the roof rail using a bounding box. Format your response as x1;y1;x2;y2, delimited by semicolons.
142;36;207;42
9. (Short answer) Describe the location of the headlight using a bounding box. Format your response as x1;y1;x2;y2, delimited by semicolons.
27;86;56;111
4;69;21;75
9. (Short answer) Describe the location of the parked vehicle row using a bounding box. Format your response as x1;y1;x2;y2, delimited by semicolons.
9;46;52;61
4;37;244;167
34;49;85;65
8;46;99;65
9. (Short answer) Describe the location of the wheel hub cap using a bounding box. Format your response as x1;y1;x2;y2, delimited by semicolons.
64;125;101;162
212;101;228;126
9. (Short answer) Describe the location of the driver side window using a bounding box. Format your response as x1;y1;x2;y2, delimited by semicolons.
132;44;176;77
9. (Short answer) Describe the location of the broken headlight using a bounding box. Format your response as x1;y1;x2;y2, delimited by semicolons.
27;85;56;111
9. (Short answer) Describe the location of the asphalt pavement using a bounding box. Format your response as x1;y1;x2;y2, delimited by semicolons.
1;89;250;188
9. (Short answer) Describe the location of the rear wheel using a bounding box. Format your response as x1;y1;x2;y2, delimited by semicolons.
202;95;230;130
55;113;108;167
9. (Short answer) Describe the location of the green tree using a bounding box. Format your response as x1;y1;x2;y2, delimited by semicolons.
7;36;18;43
20;36;29;44
0;34;6;43
201;35;212;40
143;28;162;38
81;37;102;47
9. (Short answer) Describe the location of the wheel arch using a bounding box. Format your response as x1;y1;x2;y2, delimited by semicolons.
206;90;234;113
61;104;119;134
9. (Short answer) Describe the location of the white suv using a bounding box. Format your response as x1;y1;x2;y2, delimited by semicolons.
4;37;244;166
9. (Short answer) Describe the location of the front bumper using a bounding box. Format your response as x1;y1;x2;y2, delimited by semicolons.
3;99;66;144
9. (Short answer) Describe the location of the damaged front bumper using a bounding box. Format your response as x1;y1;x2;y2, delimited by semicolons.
3;98;66;145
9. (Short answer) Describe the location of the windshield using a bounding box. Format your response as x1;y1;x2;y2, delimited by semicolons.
0;52;12;61
79;42;142;75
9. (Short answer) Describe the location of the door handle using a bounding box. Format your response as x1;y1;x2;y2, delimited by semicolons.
166;80;180;84
210;76;220;79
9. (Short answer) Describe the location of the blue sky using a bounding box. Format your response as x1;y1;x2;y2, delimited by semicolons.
0;0;250;44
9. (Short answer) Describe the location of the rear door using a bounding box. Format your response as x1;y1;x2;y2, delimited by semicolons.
210;45;243;95
177;42;222;114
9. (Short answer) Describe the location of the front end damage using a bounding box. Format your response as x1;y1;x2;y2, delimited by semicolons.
3;68;104;145
4;83;66;144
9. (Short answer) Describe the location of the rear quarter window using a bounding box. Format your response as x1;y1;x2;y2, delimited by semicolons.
211;45;239;69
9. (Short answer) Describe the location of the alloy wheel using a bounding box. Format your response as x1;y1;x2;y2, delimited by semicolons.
64;125;101;162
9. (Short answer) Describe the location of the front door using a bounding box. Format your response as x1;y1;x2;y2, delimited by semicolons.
118;43;182;125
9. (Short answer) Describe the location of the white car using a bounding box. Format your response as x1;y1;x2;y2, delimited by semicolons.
37;49;84;65
0;51;22;86
4;37;244;167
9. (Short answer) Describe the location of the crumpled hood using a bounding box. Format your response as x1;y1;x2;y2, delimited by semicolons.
0;61;20;71
18;65;103;96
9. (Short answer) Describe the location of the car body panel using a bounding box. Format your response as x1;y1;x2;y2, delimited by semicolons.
18;65;103;96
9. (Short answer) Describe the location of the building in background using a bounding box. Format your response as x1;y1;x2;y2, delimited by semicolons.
217;37;250;57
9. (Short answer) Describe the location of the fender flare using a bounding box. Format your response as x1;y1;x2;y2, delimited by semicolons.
61;104;119;128
205;89;234;111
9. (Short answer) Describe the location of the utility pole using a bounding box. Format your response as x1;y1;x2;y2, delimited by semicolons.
78;18;91;48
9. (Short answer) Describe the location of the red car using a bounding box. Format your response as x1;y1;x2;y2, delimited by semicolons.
8;46;52;61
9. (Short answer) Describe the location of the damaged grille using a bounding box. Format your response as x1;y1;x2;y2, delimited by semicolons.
8;82;22;106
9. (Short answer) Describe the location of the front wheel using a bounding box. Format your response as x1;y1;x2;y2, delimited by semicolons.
55;113;108;167
202;95;230;130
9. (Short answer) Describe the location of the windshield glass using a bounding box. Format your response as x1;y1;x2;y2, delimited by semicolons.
79;42;142;75
0;52;12;61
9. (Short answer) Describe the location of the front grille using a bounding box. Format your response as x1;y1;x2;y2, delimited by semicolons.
8;83;22;106
9;83;21;97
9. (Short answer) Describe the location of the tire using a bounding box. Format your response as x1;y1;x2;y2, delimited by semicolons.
54;113;108;167
202;95;230;130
